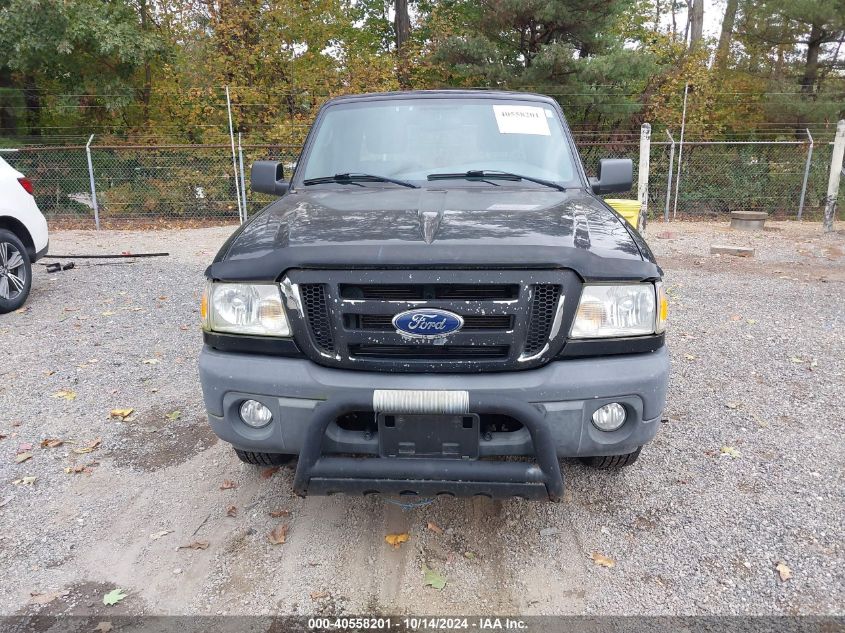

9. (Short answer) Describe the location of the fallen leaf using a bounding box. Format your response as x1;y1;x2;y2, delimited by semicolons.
724;402;740;410
219;480;237;490
790;357;804;363
268;523;289;545
15;452;32;464
65;464;91;474
385;533;410;549
269;509;290;518
310;591;329;601
40;438;64;448
17;442;33;452
464;551;476;559
142;359;161;365
226;505;237;517
53;390;77;401
109;408;134;420
29;590;69;605
94;622;113;633
101;311;116;317
422;565;447;590
261;467;279;479
13;476;37;485
149;530;172;540
178;540;209;550
591;552;616;568
684;354;696;361
73;438;102;454
776;562;792;581
427;521;444;535
720;446;741;458
102;588;127;606
165;410;181;421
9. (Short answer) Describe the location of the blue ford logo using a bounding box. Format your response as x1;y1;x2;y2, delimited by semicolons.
392;309;464;338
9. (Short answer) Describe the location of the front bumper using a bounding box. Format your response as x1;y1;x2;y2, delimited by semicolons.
199;346;668;500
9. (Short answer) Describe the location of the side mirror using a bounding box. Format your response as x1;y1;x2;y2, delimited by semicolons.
251;161;289;196
590;158;633;194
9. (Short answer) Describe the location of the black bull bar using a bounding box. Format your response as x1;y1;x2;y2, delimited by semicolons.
292;392;564;501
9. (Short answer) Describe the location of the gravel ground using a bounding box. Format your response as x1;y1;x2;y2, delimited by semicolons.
1;220;843;617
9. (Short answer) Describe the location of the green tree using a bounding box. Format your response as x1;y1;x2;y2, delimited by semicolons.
0;0;167;135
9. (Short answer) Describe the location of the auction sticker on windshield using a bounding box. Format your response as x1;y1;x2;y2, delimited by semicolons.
493;105;551;136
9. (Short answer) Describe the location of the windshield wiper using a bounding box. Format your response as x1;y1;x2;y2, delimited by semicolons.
302;173;419;189
427;170;566;192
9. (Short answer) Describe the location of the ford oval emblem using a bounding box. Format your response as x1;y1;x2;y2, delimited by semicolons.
392;308;464;338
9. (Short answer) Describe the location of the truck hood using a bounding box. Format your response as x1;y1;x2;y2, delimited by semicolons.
209;187;660;282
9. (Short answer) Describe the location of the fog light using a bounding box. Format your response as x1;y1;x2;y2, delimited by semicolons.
239;400;272;428
592;403;626;431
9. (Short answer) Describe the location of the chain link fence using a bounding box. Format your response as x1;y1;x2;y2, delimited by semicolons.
1;129;841;227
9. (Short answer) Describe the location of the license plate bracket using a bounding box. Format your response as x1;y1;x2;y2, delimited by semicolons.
377;413;480;459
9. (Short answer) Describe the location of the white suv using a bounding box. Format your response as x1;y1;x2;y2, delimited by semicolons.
0;155;49;313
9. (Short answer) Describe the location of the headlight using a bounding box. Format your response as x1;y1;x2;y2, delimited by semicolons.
655;281;668;334
202;282;290;337
570;284;658;338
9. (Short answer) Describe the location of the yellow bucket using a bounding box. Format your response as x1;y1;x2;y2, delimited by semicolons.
605;198;640;228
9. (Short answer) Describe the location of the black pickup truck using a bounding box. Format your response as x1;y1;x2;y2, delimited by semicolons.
199;90;668;501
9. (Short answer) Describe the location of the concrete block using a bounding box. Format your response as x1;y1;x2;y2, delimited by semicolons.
730;211;767;231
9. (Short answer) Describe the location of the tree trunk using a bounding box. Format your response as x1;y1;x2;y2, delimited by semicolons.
394;0;411;88
670;0;677;40
0;66;16;137
796;23;826;135
394;0;410;52
714;0;738;69
23;76;40;137
688;0;704;51
139;0;152;122
800;23;825;95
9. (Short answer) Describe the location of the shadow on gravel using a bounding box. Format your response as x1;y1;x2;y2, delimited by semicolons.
16;580;147;618
111;406;218;472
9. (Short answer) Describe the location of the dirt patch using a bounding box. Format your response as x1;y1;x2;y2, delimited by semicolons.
18;580;147;618
111;406;217;472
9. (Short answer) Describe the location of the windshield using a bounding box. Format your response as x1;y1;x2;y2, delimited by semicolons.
299;98;580;186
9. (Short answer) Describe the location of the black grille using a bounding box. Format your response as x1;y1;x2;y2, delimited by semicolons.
349;345;510;359
300;284;335;353
291;270;574;372
351;314;513;331
524;285;562;356
340;284;518;301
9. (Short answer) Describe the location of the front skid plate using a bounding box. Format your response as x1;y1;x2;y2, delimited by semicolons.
308;477;550;500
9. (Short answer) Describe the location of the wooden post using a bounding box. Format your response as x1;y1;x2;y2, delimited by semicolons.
823;120;845;232
637;123;651;231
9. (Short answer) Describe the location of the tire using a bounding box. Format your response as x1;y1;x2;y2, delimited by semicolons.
234;448;295;466
580;447;642;469
0;229;32;314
